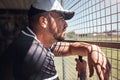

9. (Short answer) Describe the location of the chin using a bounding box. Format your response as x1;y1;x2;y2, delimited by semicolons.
55;34;65;41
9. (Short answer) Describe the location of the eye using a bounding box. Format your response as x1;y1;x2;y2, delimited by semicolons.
58;17;64;21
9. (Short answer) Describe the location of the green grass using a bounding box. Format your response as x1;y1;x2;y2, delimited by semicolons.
54;56;78;80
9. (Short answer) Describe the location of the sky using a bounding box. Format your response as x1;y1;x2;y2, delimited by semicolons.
60;0;120;34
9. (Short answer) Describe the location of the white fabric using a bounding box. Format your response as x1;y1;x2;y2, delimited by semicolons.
32;0;63;11
44;73;58;80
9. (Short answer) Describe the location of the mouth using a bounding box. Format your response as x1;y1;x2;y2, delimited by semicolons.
63;27;66;32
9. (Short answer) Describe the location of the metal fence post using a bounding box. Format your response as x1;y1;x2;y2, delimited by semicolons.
62;57;65;80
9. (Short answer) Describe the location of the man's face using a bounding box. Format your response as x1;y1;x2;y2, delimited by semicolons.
47;12;68;41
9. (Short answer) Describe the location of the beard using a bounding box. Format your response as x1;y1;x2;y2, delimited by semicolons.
54;32;65;41
47;16;66;41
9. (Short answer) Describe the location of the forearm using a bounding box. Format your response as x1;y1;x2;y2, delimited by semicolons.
53;42;92;56
70;42;91;56
53;42;70;56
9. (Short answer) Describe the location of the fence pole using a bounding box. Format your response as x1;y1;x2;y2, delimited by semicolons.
61;0;64;7
62;57;65;80
60;1;65;80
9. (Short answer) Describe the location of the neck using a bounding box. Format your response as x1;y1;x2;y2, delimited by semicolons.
32;24;57;48
39;35;56;48
35;31;57;48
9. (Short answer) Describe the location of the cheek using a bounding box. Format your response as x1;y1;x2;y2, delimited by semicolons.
57;22;64;32
48;18;57;33
51;23;62;33
51;23;58;33
48;18;64;35
56;26;63;35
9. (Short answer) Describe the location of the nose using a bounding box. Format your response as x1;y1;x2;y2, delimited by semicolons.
64;21;68;28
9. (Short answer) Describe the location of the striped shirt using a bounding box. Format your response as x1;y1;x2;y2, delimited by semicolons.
7;27;59;80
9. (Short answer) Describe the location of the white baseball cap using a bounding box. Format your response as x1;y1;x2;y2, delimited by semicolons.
28;0;75;20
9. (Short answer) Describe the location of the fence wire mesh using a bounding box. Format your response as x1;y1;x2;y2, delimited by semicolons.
55;0;120;80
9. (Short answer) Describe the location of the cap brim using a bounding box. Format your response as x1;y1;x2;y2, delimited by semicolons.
55;10;75;20
64;11;75;20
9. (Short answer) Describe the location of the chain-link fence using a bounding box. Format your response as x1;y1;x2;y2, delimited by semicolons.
55;0;120;80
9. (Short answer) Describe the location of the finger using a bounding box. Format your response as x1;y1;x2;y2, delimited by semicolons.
95;64;104;80
94;57;107;80
107;58;111;73
88;62;94;77
82;60;86;63
75;58;80;71
88;60;94;77
95;59;111;80
104;58;111;80
100;57;111;80
75;58;80;63
75;58;78;61
88;55;94;77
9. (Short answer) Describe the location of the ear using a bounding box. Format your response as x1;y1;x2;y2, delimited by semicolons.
39;16;48;28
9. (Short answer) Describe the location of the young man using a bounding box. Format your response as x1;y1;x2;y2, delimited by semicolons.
0;0;111;80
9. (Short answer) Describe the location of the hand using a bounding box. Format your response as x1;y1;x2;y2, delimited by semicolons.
75;58;87;80
75;58;87;74
53;42;111;80
88;45;111;80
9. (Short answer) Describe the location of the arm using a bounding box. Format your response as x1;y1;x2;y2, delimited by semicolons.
52;42;111;80
53;42;91;56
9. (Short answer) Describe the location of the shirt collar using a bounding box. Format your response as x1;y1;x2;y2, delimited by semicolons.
22;27;41;43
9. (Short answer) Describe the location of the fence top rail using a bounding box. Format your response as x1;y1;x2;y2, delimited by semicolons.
63;40;120;49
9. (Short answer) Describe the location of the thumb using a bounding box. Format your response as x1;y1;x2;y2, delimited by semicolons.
75;58;80;63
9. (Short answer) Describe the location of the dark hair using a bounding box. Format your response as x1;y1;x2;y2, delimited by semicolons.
28;6;47;29
28;6;46;17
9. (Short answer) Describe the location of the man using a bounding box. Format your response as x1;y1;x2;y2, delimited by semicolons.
0;0;111;80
